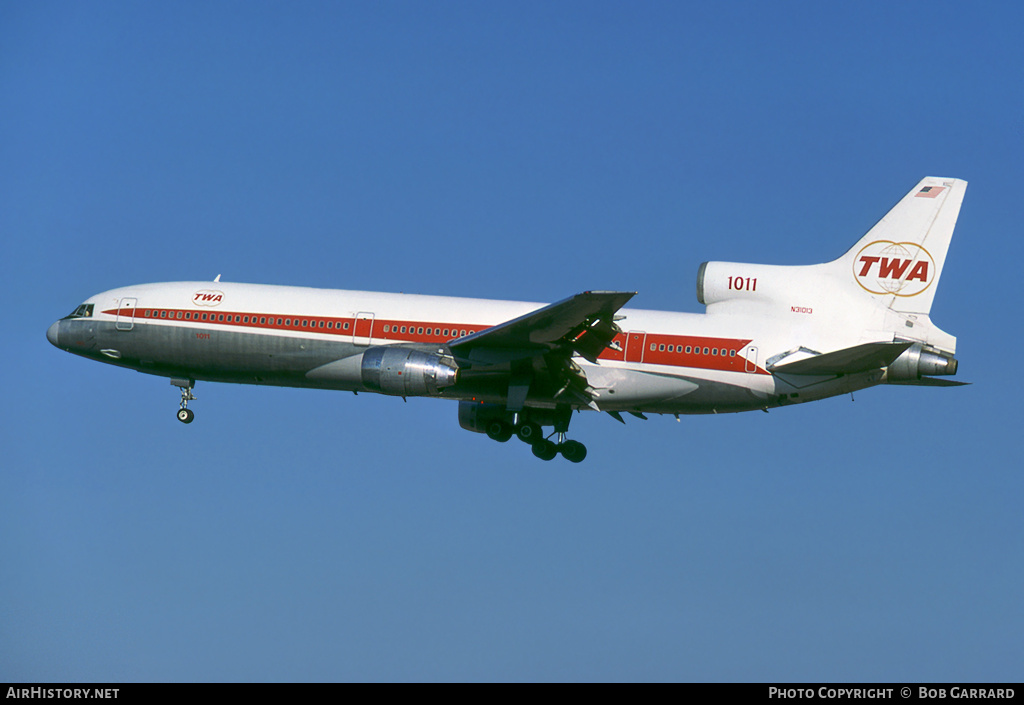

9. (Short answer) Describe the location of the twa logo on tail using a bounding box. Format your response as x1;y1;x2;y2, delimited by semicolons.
853;241;935;297
193;290;224;306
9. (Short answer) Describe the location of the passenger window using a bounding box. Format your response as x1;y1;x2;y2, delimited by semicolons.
650;343;656;351
659;344;665;351
703;347;709;355
219;314;224;321
261;317;266;324
344;322;350;330
176;312;182;319
685;346;691;353
712;348;718;355
417;327;424;335
400;326;406;333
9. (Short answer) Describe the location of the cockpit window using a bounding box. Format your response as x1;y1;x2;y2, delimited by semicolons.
64;303;94;319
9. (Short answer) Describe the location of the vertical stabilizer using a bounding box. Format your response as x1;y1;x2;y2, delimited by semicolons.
833;177;966;315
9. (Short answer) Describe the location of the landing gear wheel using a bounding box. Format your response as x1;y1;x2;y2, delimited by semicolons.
532;438;558;461
559;440;587;463
486;421;513;443
172;379;197;425
515;421;543;445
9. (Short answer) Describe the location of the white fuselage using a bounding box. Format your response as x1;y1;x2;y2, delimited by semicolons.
48;280;894;416
45;177;967;460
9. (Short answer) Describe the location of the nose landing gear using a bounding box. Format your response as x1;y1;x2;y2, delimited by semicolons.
172;378;196;424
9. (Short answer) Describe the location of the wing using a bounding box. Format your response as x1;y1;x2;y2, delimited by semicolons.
449;291;635;365
449;291;635;411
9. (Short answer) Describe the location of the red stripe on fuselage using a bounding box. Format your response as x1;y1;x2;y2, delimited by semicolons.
598;334;760;374
102;307;768;375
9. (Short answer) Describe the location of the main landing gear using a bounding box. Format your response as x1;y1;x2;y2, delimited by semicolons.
530;434;587;463
172;378;196;424
485;416;588;463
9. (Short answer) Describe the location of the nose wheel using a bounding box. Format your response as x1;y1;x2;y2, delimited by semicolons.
172;378;196;424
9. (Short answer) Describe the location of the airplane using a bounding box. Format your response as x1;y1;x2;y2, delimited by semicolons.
47;177;966;462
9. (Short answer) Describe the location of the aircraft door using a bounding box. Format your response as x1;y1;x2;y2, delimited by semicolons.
625;331;646;363
745;346;758;373
116;297;137;331
354;312;374;346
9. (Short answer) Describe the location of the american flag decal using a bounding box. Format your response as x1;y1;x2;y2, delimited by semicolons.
915;186;945;198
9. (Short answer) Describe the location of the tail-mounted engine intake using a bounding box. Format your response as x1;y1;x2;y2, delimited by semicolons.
361;346;459;397
885;343;958;382
696;261;825;311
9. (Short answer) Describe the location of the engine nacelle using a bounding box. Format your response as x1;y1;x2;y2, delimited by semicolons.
458;401;572;434
697;261;790;307
696;260;832;311
361;346;459;396
885;343;958;382
458;401;508;434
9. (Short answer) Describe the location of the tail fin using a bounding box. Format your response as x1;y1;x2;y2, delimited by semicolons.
834;177;966;315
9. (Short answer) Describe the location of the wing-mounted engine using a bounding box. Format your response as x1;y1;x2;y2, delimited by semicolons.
457;400;572;435
768;340;962;387
361;346;459;396
885;342;959;384
458;401;508;434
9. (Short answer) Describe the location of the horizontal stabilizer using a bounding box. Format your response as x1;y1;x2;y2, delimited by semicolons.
887;377;970;387
770;341;913;376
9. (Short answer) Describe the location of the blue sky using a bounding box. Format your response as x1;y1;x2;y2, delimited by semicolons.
2;1;1022;682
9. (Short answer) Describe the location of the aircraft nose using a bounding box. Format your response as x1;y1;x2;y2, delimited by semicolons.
46;321;60;347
